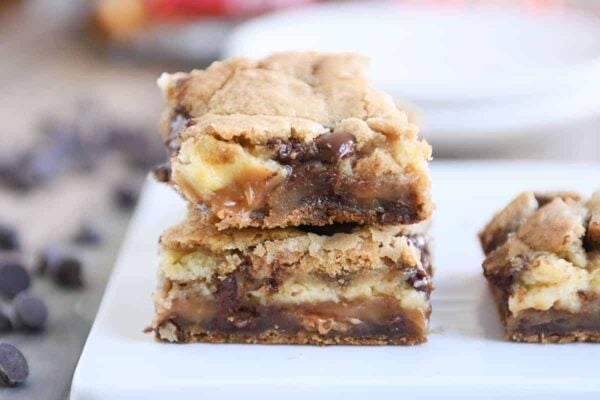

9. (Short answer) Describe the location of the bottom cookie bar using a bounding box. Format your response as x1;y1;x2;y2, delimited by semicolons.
480;190;600;343
152;214;432;345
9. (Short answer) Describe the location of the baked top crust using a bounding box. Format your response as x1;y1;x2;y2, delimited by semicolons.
158;52;422;144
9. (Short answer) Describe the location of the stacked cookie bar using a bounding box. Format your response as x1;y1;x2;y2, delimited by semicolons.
151;52;434;344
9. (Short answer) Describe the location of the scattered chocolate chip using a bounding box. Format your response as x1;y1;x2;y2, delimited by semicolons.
14;293;48;331
0;150;60;192
72;222;102;246
315;132;356;163
152;163;171;183
0;310;12;333
113;182;139;210
48;257;84;289
0;343;28;386
105;127;166;172
0;225;20;251
35;246;63;276
0;262;30;299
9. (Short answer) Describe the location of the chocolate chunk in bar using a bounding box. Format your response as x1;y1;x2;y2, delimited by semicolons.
315;132;356;163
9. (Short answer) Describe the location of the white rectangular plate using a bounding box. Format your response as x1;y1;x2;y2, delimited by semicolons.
71;161;600;400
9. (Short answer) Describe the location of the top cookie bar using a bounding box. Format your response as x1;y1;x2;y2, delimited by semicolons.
157;52;432;229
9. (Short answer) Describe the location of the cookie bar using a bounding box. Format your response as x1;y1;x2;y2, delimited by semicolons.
480;190;600;343
152;213;432;345
157;52;432;229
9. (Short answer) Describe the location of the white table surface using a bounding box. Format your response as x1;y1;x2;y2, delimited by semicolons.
71;161;600;399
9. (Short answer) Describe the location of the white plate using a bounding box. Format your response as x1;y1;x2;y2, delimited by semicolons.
224;2;600;103
71;162;600;400
223;3;600;149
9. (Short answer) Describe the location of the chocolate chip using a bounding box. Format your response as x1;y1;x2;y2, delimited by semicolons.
0;262;30;299
0;225;20;251
315;132;356;163
267;138;318;164
48;257;84;289
152;163;171;183
35;246;62;276
407;235;426;250
404;267;431;293
72;222;102;246
166;108;191;154
298;223;358;236
113;182;139;210
0;343;28;386
14;293;48;331
214;276;238;312
0;151;59;192
0;310;12;333
227;308;257;329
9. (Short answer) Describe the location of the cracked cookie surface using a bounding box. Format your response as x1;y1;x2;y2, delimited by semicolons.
480;190;600;343
157;52;432;229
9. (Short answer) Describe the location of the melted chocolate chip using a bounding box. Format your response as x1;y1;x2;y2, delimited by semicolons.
267;138;318;164
265;278;279;292
404;267;431;293
297;223;358;236
407;235;426;251
14;293;48;331
0;343;29;386
315;132;356;163
214;276;238;312
0;262;30;299
227;308;258;329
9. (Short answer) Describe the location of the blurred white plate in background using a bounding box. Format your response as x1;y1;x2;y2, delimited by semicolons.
224;2;600;150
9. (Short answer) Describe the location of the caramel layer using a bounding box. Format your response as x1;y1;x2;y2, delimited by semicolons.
155;294;429;344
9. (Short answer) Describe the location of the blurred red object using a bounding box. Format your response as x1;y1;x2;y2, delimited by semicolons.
94;0;313;42
146;0;314;18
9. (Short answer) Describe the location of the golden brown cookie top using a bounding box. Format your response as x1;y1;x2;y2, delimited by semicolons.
158;52;421;145
480;190;600;281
